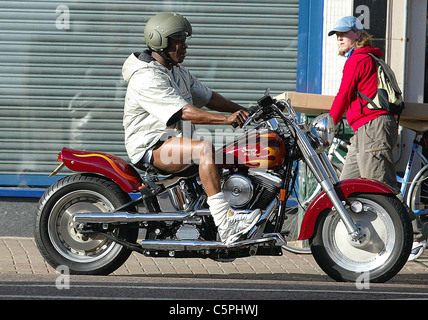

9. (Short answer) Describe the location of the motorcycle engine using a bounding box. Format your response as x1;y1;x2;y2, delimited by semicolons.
221;169;282;209
162;170;283;241
222;174;253;208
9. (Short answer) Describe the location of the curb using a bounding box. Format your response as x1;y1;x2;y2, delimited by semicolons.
0;237;427;284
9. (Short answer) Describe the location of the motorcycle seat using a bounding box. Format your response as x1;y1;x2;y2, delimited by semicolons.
134;162;198;180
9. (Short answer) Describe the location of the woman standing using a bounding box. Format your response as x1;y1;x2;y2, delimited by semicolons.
328;16;398;193
328;16;425;260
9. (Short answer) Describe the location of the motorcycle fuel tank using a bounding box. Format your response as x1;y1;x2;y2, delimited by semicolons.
217;130;286;170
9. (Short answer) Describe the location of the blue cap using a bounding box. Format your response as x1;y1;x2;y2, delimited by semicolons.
328;16;364;36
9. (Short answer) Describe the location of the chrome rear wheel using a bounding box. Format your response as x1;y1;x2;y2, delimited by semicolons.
48;190;120;263
35;174;138;275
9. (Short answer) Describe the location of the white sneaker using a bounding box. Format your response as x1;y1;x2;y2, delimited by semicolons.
408;240;427;261
218;209;261;245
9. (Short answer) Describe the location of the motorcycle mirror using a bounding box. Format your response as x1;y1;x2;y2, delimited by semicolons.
257;95;274;108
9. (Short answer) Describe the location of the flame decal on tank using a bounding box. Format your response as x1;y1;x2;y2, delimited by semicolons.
224;132;285;169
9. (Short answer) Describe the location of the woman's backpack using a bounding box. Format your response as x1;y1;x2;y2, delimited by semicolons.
357;53;404;122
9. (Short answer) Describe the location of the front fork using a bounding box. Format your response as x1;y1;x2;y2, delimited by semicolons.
297;132;363;241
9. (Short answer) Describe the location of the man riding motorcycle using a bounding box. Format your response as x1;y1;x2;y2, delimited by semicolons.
122;12;261;244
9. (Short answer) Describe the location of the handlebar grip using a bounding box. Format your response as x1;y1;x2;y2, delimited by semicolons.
248;105;258;115
231;105;258;128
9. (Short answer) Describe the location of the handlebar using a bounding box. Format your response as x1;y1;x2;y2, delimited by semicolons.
231;95;287;128
231;105;259;128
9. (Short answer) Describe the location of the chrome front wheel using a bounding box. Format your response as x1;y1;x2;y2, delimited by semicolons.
310;194;412;283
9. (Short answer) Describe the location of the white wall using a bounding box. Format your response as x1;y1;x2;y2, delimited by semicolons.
404;0;427;103
386;0;427;102
322;0;353;96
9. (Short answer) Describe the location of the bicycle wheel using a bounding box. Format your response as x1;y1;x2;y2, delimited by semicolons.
283;161;344;254
284;162;315;253
332;161;343;177
408;165;428;216
281;207;311;254
300;161;343;208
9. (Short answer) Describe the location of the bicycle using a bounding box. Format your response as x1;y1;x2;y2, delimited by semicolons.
398;120;428;233
282;118;428;254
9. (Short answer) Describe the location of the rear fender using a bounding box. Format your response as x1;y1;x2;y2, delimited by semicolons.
298;178;396;240
60;147;143;193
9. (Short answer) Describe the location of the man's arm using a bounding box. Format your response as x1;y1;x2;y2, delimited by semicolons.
180;91;249;126
205;91;244;113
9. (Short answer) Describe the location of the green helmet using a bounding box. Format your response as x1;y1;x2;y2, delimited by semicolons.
144;12;192;51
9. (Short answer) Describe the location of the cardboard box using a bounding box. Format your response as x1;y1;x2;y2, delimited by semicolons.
401;102;428;121
275;92;428;121
274;92;334;115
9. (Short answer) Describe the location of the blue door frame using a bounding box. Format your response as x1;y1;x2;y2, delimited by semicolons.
296;0;324;94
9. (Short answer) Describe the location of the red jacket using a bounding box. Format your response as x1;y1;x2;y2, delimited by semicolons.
329;46;390;132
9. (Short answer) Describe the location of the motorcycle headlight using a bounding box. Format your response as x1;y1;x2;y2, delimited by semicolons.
309;113;335;152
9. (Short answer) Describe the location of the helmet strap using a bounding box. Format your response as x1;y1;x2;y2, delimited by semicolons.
159;50;177;67
148;47;177;69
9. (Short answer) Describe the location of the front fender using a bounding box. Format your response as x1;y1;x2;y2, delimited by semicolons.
60;147;143;193
298;178;396;240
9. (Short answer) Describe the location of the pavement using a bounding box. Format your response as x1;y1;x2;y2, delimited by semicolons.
1;236;428;284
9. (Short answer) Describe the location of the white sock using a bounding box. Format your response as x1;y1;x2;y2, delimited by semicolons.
207;192;231;229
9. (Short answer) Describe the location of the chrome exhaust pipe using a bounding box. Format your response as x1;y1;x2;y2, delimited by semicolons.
139;233;286;251
74;211;195;223
74;208;262;224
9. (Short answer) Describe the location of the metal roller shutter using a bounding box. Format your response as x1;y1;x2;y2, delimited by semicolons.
0;0;298;179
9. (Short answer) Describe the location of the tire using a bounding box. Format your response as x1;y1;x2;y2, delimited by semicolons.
332;160;343;177
310;194;413;283
34;173;138;275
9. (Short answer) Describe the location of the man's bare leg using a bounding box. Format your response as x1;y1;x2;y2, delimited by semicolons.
151;137;220;196
151;137;260;243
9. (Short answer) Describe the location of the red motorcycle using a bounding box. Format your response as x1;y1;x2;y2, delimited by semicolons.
34;95;413;283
